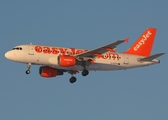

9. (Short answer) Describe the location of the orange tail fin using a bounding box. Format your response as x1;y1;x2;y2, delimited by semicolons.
125;28;157;56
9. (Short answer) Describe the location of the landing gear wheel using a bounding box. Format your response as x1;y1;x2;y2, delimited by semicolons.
82;69;89;76
69;76;77;83
26;70;30;74
25;63;31;75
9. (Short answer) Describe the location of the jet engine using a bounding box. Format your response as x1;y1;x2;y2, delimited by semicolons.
58;55;76;67
39;66;63;78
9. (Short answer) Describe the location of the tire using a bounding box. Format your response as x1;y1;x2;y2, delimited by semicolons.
26;70;30;74
69;76;77;83
82;69;89;76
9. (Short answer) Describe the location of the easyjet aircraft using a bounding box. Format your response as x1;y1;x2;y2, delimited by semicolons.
5;28;165;83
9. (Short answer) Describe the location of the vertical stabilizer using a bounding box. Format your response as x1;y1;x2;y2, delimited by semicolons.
125;28;157;56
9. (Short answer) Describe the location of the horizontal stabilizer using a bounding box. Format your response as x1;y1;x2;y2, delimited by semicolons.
139;53;165;61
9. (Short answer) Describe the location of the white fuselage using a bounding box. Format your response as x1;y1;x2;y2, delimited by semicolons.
5;44;159;71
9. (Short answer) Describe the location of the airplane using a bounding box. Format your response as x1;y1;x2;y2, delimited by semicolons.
5;28;165;83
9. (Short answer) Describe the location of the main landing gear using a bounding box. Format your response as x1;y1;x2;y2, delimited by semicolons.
81;61;89;76
25;63;31;74
82;69;89;76
69;76;77;83
68;69;89;83
68;70;77;83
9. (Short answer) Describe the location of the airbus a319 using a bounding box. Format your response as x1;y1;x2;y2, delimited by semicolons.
5;28;165;83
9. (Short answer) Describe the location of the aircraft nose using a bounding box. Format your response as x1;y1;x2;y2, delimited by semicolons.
5;51;11;59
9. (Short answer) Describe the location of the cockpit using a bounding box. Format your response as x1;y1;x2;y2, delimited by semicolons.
12;47;22;50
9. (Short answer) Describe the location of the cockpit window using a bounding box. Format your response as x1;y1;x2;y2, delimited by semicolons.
12;47;22;50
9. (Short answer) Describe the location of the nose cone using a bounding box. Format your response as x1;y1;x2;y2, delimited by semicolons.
5;51;11;60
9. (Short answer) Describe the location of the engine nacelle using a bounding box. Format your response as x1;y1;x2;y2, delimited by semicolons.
58;55;76;67
39;66;63;78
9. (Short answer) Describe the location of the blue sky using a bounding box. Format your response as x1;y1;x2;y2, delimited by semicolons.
0;0;168;120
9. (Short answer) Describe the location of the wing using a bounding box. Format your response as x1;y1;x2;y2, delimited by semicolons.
76;38;128;59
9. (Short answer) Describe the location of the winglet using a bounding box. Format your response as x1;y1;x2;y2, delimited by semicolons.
125;38;129;43
125;28;157;56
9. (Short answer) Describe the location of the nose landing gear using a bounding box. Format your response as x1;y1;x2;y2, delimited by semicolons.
25;63;31;74
26;70;30;74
